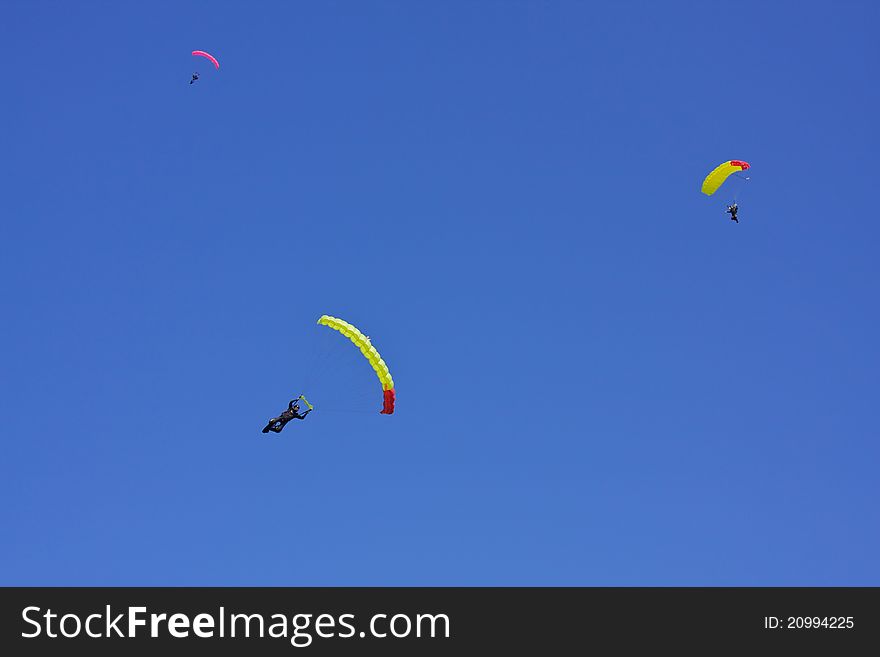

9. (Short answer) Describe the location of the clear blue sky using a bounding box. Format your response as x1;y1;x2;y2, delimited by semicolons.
2;1;878;585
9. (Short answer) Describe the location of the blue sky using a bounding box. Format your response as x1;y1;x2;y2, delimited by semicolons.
2;1;878;585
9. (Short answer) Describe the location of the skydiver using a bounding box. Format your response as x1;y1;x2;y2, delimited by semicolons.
262;398;312;434
190;72;200;85
726;202;739;223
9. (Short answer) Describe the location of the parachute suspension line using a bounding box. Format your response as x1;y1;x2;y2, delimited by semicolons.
299;342;332;413
300;323;382;414
301;330;341;395
732;174;750;202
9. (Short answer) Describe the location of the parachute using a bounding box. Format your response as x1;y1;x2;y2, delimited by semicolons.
701;160;750;196
192;50;220;69
317;315;395;414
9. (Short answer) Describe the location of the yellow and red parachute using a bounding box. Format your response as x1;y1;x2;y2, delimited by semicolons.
317;315;395;414
701;160;750;196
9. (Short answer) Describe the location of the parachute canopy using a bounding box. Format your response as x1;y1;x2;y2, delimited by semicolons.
317;315;395;414
701;160;750;196
192;50;220;69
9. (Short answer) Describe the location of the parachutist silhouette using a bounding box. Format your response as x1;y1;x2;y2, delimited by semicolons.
726;202;739;223
262;398;311;434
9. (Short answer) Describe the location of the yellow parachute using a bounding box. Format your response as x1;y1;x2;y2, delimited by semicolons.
701;160;750;196
317;315;395;414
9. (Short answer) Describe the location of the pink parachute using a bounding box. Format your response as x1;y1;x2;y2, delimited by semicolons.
192;50;220;69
